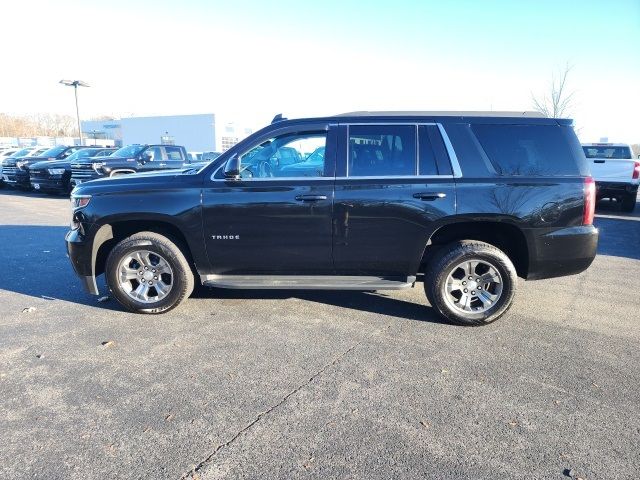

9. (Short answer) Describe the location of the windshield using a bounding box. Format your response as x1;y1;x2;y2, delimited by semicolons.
111;145;145;158
8;148;33;158
67;148;107;162
583;146;632;159
40;146;67;158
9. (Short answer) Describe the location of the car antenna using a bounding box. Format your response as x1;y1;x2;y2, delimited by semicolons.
271;113;287;124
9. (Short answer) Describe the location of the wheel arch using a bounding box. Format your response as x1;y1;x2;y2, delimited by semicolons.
421;219;530;278
94;218;196;278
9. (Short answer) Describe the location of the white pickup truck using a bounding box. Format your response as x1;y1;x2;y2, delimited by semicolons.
582;143;639;212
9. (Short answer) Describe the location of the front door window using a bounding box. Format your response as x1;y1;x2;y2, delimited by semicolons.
239;133;327;179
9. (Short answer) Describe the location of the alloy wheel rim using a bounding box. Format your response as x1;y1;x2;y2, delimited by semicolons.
117;250;173;304
443;259;503;314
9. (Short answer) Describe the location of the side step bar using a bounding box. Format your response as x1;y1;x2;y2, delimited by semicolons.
201;275;416;290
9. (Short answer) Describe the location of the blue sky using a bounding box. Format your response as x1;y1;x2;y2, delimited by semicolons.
1;0;639;141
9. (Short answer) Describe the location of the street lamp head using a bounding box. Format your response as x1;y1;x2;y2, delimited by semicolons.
59;79;90;87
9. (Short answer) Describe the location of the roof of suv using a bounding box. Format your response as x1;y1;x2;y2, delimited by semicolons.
273;111;571;126
333;110;546;118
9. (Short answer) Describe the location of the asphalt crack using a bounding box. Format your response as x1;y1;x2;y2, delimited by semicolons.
180;341;363;479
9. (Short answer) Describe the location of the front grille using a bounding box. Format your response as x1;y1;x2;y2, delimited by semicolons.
71;164;99;179
2;166;17;175
29;169;50;180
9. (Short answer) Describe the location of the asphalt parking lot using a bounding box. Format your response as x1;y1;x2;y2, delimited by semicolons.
0;189;638;480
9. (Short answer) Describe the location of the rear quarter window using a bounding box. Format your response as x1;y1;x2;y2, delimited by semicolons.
472;124;588;176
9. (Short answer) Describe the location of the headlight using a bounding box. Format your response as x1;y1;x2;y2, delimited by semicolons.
92;162;104;173
48;168;66;175
16;161;28;170
71;194;92;210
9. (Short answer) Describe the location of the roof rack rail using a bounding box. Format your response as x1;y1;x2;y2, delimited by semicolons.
333;111;547;118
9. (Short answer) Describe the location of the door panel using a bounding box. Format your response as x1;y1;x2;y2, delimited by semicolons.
202;179;334;274
333;178;455;275
201;124;337;275
332;122;456;276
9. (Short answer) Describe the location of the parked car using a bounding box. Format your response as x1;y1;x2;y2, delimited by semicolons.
279;146;325;177
66;111;598;326
187;152;203;163
29;147;116;194
0;147;21;161
0;147;47;187
202;151;222;162
582;143;639;212
1;145;91;189
70;144;188;187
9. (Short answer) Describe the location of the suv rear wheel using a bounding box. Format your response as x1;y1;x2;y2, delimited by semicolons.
105;232;194;314
424;241;517;326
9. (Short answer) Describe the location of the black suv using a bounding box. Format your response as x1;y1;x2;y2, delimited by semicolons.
70;144;188;186
65;112;598;325
1;145;91;189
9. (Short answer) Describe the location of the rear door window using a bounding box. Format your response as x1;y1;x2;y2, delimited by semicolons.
348;125;416;177
472;124;587;176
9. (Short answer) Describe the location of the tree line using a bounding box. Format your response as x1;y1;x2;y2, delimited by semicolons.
0;113;78;138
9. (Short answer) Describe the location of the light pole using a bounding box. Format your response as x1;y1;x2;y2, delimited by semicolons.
59;79;89;145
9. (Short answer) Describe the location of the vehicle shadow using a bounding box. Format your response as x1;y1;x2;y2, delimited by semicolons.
0;225;121;311
192;286;448;325
0;224;446;323
0;187;67;199
595;197;640;219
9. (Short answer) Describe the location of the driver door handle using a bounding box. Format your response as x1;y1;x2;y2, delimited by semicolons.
413;192;447;201
295;194;328;202
159;162;167;166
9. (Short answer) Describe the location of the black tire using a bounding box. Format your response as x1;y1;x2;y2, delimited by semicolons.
424;240;517;326
105;231;194;314
620;192;637;213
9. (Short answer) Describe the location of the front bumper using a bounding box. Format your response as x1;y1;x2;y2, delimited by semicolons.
66;223;113;295
526;225;599;280
30;174;71;193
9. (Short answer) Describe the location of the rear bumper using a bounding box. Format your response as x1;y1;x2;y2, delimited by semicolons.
526;225;599;280
595;181;638;197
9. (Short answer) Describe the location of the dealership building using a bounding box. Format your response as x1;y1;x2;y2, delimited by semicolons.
81;113;254;152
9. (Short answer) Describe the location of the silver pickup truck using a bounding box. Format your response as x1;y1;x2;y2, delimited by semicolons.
582;143;639;212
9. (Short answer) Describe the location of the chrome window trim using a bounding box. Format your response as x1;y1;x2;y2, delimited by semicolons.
209;125;333;182
346;122;462;178
436;123;463;178
335;175;454;180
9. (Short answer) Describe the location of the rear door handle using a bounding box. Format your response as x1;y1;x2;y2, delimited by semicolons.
159;162;167;166
413;192;447;201
593;160;605;163
295;194;328;202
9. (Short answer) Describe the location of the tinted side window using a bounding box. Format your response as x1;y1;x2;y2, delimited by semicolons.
418;125;452;175
472;124;585;176
349;125;416;177
239;132;326;178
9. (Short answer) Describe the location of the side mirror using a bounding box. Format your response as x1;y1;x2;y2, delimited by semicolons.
224;154;241;179
140;152;152;164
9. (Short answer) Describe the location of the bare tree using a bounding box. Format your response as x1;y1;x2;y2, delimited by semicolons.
532;63;575;118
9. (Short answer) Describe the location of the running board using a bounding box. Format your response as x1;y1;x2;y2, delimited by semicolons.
201;275;416;290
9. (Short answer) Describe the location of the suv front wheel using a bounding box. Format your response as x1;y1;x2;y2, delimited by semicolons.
105;232;194;314
424;241;517;326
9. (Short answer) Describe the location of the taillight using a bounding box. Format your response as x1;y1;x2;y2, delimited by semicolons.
583;177;596;225
633;161;640;180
